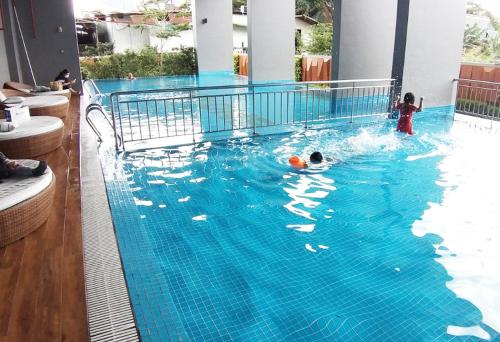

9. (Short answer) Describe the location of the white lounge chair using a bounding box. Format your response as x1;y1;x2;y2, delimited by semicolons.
20;95;70;119
4;81;71;100
0;160;55;247
0;116;64;159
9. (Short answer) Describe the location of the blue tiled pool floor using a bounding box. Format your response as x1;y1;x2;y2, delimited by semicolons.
101;111;500;341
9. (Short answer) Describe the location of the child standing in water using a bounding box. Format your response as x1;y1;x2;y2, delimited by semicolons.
395;92;423;135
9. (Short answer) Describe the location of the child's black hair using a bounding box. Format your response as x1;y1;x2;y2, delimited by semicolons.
310;151;323;163
403;92;415;104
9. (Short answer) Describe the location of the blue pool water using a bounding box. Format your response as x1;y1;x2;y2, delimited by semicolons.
93;71;248;97
102;108;500;341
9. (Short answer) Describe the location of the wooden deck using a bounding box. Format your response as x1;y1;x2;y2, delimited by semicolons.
0;97;88;341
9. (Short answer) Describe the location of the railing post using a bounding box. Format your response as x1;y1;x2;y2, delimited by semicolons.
305;84;309;129
350;82;355;123
189;90;196;144
493;84;499;125
110;94;120;151
252;84;257;135
388;80;395;114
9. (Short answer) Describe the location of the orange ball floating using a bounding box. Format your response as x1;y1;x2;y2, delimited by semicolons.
288;156;307;169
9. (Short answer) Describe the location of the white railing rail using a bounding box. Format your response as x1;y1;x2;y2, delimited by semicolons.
454;78;500;120
109;78;396;150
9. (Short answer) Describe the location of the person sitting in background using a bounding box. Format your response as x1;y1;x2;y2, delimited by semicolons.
127;73;136;80
54;69;80;95
0;152;47;180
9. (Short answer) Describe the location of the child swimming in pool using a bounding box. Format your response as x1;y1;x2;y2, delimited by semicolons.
394;92;423;135
289;152;325;169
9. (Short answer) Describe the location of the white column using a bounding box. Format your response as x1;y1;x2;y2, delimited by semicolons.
247;0;295;82
332;0;397;80
192;0;233;72
402;0;466;107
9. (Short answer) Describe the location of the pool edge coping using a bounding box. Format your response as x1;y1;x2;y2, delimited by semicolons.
80;101;140;342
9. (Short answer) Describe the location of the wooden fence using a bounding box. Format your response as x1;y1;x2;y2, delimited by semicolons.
458;63;500;103
236;55;499;91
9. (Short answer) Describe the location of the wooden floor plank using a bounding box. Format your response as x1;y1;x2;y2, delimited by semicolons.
0;96;88;342
0;240;25;337
62;101;88;341
29;247;63;342
3;226;46;341
61;254;88;342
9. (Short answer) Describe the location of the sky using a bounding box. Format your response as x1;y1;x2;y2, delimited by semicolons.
73;0;187;15
473;0;500;17
72;0;500;17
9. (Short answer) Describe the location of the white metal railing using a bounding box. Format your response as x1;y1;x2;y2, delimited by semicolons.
455;78;500;120
109;79;395;150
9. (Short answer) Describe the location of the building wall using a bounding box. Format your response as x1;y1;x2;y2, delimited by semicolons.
295;18;313;46
233;15;312;52
333;0;397;80
193;0;233;72
248;0;295;81
2;0;82;90
233;13;248;27
156;30;194;52
402;0;466;106
0;31;11;86
233;26;247;50
107;22;150;53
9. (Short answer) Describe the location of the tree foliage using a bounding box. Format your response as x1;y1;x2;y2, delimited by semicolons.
296;0;332;22
295;56;303;81
136;0;191;65
463;2;500;63
79;42;114;57
80;47;198;79
463;24;486;50
295;30;304;54
232;0;332;22
306;23;333;55
233;0;246;11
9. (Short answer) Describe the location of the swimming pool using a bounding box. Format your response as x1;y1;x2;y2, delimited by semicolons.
93;72;248;101
101;108;500;341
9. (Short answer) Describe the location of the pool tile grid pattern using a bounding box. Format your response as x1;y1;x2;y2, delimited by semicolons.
101;106;498;341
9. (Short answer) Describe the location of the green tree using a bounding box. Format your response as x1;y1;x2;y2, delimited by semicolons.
484;36;500;62
463;24;485;50
295;30;304;54
232;0;333;22
233;0;246;11
138;0;191;66
80;46;197;79
296;0;332;22
306;23;332;55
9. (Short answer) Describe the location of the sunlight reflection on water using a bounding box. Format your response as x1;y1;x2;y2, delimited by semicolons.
412;116;500;337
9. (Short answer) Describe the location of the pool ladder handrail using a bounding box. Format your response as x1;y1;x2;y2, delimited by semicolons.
85;103;122;146
83;79;105;103
83;79;122;145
